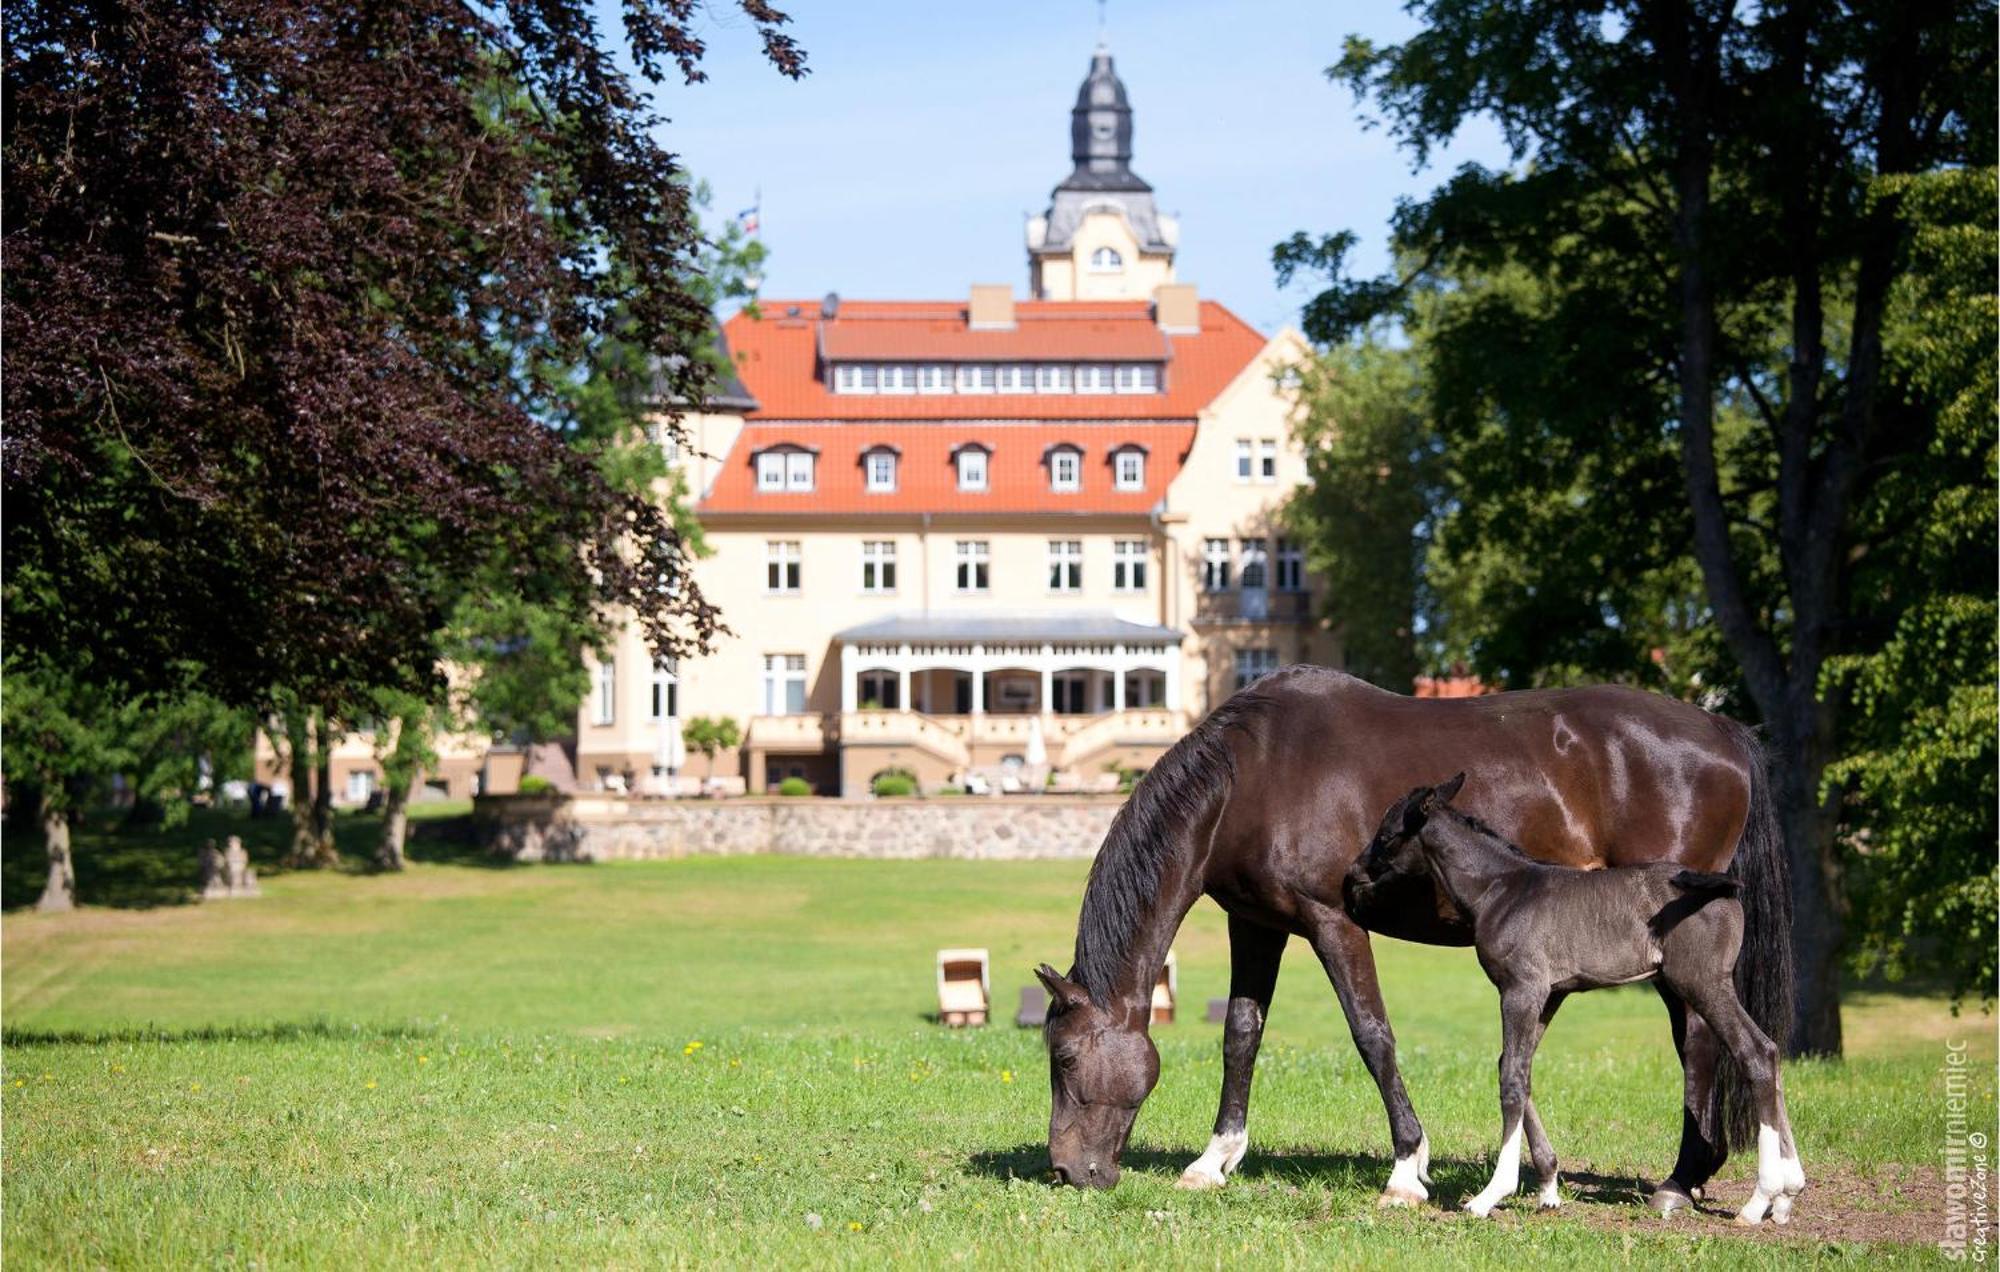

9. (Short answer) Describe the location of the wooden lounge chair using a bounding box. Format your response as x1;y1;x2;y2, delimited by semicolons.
936;948;990;1027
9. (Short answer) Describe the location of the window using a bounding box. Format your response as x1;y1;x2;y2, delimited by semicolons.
345;769;377;803
861;540;897;593
786;451;814;490
1037;364;1073;393
956;447;988;491
996;364;1033;393
1124;669;1166;709
833;364;878;394
1114;364;1159;393
1259;439;1279;482
859;670;900;710
864;449;897;492
648;422;681;464
1240;538;1269;590
1076;364;1113;394
918;364;952;394
1277;539;1305;592
1234;440;1253;482
1048;540;1082;592
760;448;814;492
955;540;990;592
1203;538;1232;592
766;540;801;593
1234;648;1279;690
1050;448;1081;492
757;451;785;490
1113;539;1148;592
1089;246;1124;271
593;659;616;725
649;660;678;721
762;653;808;715
1052;671;1090;713
957;363;997;394
878;364;915;394
1113;448;1145;490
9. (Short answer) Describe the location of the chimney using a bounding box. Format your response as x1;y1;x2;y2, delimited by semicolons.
1153;283;1199;333
968;284;1015;330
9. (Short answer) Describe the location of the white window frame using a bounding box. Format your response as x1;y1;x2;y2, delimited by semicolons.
1203;538;1232;592
345;769;377;803
1113;539;1148;592
784;450;814;491
757;451;786;490
956;363;997;394
1036;364;1072;393
956;448;988;491
864;449;897;492
1239;538;1270;590
861;540;897;594
766;540;802;594
1113;449;1145;490
1089;246;1123;271
1050;448;1082;492
593;659;617;725
1259;439;1279;483
649;660;678;722
1234;648;1279;691
762;653;808;716
1234;439;1253;482
833;364;878;394
1076;364;1113;394
878;364;915;395
1277;539;1305;592
995;364;1032;393
955;540;990;593
1047;540;1083;593
918;364;952;394
1114;364;1158;393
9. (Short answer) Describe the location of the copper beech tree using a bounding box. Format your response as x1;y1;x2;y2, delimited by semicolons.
3;0;805;896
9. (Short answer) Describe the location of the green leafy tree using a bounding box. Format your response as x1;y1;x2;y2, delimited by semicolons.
369;689;447;871
1290;0;1993;1054
680;716;742;786
1;664;130;911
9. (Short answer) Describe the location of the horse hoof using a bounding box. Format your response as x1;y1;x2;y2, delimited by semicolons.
1650;1182;1696;1217
1177;1167;1225;1191
1538;1180;1562;1210
1378;1185;1427;1209
1462;1198;1495;1218
1771;1195;1794;1225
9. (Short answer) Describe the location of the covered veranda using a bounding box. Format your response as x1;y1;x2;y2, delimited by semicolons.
835;613;1182;719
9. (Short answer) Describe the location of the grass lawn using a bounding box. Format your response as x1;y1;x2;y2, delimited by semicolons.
3;814;1991;1267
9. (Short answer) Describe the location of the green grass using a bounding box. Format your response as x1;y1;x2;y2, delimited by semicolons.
3;829;1991;1268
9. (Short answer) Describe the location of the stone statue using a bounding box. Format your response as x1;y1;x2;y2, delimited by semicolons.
197;839;230;899
199;835;260;899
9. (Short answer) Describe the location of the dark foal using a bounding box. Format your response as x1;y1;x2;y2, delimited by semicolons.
1370;775;1805;1223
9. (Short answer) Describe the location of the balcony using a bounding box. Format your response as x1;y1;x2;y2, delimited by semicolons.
1193;588;1313;625
747;713;836;752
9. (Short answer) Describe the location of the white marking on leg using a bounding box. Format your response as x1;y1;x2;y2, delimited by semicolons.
1735;1122;1783;1225
1538;1173;1562;1209
1381;1143;1429;1206
1177;1128;1248;1190
1416;1132;1432;1186
1465;1122;1523;1217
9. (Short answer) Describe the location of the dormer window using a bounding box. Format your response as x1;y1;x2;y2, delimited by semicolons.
1036;364;1072;393
1047;444;1082;493
878;365;915;394
1076;365;1113;394
756;446;816;492
863;446;898;492
954;444;990;492
1112;446;1146;491
995;364;1032;393
1089;247;1123;271
918;365;951;394
1115;364;1160;393
956;364;997;394
833;364;877;394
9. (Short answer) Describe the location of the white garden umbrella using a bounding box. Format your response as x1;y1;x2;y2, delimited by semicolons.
1025;714;1048;772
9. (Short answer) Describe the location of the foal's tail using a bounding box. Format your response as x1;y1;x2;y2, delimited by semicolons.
1719;722;1794;1151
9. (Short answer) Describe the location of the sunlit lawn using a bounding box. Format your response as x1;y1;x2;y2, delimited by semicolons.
2;816;1990;1267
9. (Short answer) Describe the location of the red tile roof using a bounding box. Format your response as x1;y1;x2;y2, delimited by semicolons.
722;298;1266;421
699;422;1195;516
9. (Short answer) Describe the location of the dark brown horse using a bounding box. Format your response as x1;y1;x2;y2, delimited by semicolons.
1036;665;1791;1211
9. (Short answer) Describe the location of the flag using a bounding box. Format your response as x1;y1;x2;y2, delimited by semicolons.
737;205;760;237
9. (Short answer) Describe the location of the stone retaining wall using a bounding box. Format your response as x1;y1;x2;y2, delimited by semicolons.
474;794;1127;862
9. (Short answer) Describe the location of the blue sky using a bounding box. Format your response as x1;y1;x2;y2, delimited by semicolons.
633;1;1508;334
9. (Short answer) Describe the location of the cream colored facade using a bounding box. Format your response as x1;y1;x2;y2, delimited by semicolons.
1029;208;1177;302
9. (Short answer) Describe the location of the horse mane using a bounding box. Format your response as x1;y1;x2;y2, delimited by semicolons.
1072;684;1281;1002
1444;807;1536;862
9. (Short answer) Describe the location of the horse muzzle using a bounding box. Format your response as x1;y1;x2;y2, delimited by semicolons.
1050;1158;1120;1189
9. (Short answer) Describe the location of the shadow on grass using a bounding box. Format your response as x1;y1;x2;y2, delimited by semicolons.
1;805;494;910
2;1018;439;1048
964;1142;1657;1206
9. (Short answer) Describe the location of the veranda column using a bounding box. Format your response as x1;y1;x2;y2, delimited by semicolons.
1040;644;1054;715
898;642;912;713
971;644;986;715
1112;644;1127;711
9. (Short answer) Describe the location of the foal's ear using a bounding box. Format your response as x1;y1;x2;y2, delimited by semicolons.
1034;963;1090;1013
1435;772;1466;805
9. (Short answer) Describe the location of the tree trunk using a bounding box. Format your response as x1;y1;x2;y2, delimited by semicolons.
286;708;317;867
311;719;339;867
375;772;415;871
35;799;75;913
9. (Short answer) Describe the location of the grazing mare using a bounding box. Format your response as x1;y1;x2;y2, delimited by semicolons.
1363;775;1804;1222
1036;665;1790;1211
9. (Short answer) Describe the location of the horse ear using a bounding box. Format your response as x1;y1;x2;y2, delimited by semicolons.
1402;785;1435;831
1436;772;1466;804
1035;963;1089;1012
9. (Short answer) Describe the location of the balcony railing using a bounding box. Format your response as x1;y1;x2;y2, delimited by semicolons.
747;712;835;751
1193;588;1313;624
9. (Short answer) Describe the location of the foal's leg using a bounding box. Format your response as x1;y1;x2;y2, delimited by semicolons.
1303;905;1429;1206
1467;985;1545;1217
1522;992;1567;1209
1179;914;1287;1190
1675;977;1806;1225
1650;983;1727;1215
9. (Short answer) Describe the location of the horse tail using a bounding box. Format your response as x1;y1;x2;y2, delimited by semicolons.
1719;721;1793;1151
1667;868;1740;897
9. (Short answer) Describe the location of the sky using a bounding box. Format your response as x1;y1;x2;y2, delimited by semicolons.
628;1;1511;334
